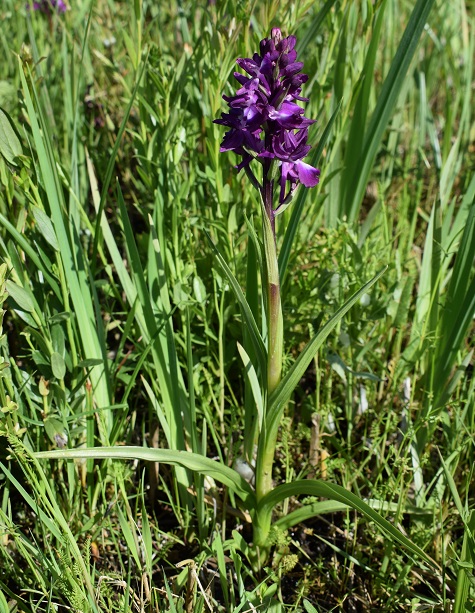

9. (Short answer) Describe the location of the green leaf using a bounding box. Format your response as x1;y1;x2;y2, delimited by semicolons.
438;450;475;544
51;351;66;380
341;0;388;219
193;275;207;303
0;212;62;301
454;510;475;613
34;446;256;507
303;600;319;613
0;108;22;166
32;206;59;251
393;274;415;328
91;58;147;267
51;323;65;355
0;461;63;540
6;280;34;312
19;61;112;430
274;498;433;533
76;358;104;368
258;480;437;568
0;586;10;613
343;0;436;221
142;376;171;445
237;342;263;432
229;529;251;558
435;351;473;413
117;506;142;570
296;0;338;57
434;201;475;394
205;230;267;376
140;494;153;570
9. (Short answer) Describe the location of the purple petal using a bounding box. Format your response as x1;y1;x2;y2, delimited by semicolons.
281;61;304;77
286;36;297;51
295;160;320;187
260;54;274;75
267;101;306;129
215;27;319;193
258;150;276;159
236;58;260;77
280;162;292;203
213;109;242;128
233;72;250;86
235;153;254;170
243;130;264;153
293;94;309;102
220;129;245;151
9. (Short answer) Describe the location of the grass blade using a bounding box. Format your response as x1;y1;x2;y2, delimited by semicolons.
344;0;436;221
18;61;112;433
434;201;475;393
205;230;267;376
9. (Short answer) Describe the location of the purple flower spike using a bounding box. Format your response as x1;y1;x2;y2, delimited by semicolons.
214;28;319;206
31;0;67;14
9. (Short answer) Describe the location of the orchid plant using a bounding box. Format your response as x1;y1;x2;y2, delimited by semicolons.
33;28;434;571
207;28;420;565
213;27;322;544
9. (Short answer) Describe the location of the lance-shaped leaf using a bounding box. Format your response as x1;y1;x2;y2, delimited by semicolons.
35;446;256;508
267;268;387;438
258;480;437;568
205;230;267;376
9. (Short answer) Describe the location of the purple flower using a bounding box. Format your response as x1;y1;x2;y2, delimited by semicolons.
30;0;67;13
214;28;319;205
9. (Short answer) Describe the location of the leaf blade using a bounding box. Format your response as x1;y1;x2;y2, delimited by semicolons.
267;268;387;434
34;446;256;507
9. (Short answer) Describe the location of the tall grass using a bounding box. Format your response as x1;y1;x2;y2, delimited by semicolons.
0;0;473;610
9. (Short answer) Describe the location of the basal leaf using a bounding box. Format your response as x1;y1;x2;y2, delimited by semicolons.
259;480;437;568
35;446;256;507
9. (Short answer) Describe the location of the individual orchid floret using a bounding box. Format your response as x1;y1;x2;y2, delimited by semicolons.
265;128;320;204
214;27;319;206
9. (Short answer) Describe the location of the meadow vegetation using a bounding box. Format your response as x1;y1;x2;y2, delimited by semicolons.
0;0;474;611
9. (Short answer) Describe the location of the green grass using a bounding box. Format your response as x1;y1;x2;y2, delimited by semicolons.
0;0;474;610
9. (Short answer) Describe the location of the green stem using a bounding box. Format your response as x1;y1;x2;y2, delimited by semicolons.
253;163;284;560
261;159;283;396
263;214;283;398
